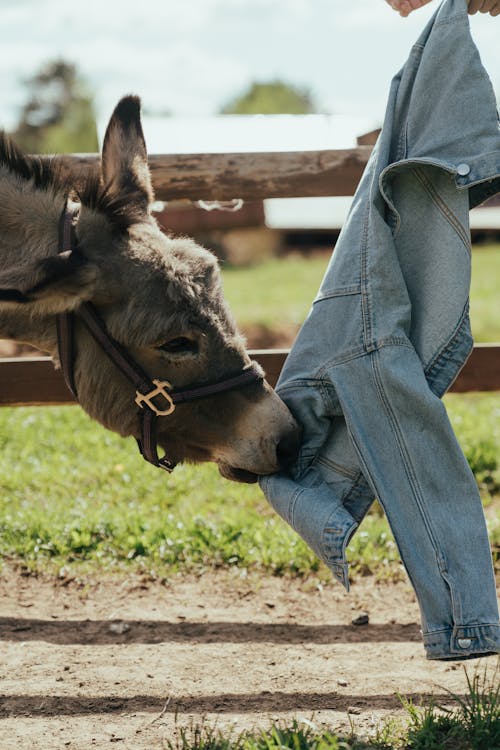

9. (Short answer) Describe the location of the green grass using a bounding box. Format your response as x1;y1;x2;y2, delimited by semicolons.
0;393;498;578
0;405;318;577
164;665;500;750
445;393;500;498
401;665;500;750
469;244;500;343
222;254;329;331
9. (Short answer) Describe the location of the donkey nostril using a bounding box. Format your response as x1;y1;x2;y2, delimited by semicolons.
276;426;301;469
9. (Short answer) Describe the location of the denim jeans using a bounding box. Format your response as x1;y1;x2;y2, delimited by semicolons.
260;0;500;660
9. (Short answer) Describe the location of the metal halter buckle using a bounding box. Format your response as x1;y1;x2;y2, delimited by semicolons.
135;379;176;416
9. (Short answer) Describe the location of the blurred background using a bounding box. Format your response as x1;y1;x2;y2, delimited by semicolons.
1;0;499;135
1;0;499;351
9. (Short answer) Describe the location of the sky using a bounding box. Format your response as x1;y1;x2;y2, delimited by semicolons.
0;0;498;141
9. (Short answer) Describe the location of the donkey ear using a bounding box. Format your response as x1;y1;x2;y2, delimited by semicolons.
101;95;154;212
0;251;98;311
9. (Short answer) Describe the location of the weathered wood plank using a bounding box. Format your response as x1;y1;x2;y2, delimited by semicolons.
55;148;372;201
449;344;500;393
0;345;498;407
0;358;73;406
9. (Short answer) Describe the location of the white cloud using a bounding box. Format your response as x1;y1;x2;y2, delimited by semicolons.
0;0;498;135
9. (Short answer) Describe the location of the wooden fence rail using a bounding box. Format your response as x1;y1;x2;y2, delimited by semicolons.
57;148;373;201
0;345;499;407
1;148;499;402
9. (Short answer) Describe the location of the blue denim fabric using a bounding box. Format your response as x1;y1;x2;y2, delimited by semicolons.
260;0;500;660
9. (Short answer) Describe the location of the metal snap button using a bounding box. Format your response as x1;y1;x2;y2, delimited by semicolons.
457;637;472;649
456;163;471;177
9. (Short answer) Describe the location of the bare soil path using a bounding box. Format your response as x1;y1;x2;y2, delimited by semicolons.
0;566;498;749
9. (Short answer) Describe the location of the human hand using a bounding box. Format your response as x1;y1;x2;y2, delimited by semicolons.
386;0;500;16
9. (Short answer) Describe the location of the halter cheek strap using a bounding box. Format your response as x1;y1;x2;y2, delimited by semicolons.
56;202;264;473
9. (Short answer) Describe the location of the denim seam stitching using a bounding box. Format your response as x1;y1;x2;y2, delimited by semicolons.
314;455;361;482
288;486;305;529
342;472;368;502
434;12;468;29
320;509;358;578
439;569;463;628
424;626;500;637
314;286;361;302
424;301;471;377
412;167;471;253
340;413;424;601
395;119;409;164
316;338;413;373
370;350;459;619
320;378;338;416
278;341;418;396
359;202;373;348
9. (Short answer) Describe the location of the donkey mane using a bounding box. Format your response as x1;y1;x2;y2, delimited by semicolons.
0;130;145;232
0;130;67;193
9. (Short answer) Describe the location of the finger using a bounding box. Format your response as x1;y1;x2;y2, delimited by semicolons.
468;0;484;13
406;0;433;9
397;1;412;16
482;0;500;11
399;0;435;15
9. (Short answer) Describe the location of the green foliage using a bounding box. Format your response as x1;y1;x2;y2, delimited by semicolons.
12;59;98;154
220;79;318;115
403;665;500;750
165;718;386;750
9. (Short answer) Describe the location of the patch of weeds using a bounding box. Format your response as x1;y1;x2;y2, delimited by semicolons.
164;717;392;750
165;720;235;750
403;702;470;750
402;662;500;750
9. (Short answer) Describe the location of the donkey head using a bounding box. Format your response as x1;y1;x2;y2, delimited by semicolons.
0;96;300;482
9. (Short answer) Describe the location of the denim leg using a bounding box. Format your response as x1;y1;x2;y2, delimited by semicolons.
332;343;500;660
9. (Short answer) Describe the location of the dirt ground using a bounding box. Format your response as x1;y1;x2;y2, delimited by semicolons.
0;566;498;750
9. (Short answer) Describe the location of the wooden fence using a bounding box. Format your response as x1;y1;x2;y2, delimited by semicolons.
1;147;499;404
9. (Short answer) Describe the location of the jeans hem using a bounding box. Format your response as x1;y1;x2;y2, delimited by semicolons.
423;624;500;661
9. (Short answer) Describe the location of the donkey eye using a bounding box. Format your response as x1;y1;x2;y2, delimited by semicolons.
158;337;198;354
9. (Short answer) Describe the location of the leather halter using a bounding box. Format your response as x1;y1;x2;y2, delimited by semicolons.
56;202;264;472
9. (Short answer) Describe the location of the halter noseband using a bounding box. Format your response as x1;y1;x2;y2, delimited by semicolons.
56;202;264;473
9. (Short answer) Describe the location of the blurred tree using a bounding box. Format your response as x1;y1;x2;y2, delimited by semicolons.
13;59;98;154
220;79;318;115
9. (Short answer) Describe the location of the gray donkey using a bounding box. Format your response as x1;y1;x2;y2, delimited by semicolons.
0;96;299;482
